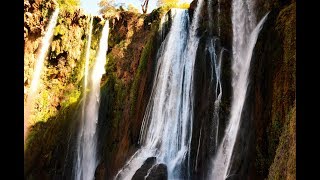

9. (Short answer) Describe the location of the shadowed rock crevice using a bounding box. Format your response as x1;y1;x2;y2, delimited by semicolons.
132;157;168;180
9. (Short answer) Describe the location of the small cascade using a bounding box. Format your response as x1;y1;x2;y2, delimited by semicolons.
217;0;221;36
79;16;93;139
207;0;214;34
73;15;93;180
74;20;109;180
83;16;94;98
208;38;223;153
24;8;60;141
114;0;204;178
207;0;221;36
207;0;223;156
210;0;269;178
158;12;169;41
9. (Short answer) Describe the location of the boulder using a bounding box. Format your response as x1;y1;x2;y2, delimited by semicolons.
225;174;240;180
131;157;156;180
145;163;168;180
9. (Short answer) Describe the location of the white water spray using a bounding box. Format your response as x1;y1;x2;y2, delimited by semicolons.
158;12;169;40
28;8;60;96
210;0;269;178
114;1;204;178
208;39;223;151
74;20;109;180
83;16;93;96
24;8;60;141
207;0;223;154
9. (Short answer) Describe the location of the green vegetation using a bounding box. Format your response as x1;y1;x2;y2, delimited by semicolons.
267;2;296;179
159;2;190;11
99;0;118;15
56;0;80;13
25;1;96;177
57;0;79;6
53;24;67;36
24;0;296;178
253;2;296;178
28;10;88;125
24;101;79;178
268;105;296;179
129;17;160;115
32;88;56;124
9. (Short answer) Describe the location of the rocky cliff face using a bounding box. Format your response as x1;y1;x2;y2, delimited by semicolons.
188;0;233;178
188;0;295;179
24;0;87;131
24;0;171;178
94;8;171;179
24;0;89;178
24;0;295;179
250;2;296;179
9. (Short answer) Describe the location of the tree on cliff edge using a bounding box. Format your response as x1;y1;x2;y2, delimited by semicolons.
141;0;149;14
98;0;117;14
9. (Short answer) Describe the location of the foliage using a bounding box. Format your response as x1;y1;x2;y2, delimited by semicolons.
267;105;296;179
253;2;296;178
57;0;80;12
57;0;79;6
158;0;190;9
129;20;159;114
53;24;67;36
99;0;141;16
27;6;88;127
98;0;190;16
99;0;118;15
157;0;179;6
24;101;79;178
267;2;296;179
127;3;140;13
160;2;190;10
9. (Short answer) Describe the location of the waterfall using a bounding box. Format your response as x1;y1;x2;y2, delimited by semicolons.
207;0;214;34
74;20;109;180
83;16;93;99
114;1;204;178
114;9;189;179
180;0;204;177
207;0;223;155
73;15;93;180
217;0;221;36
158;12;169;41
24;8;60;141
210;0;269;178
207;0;220;36
208;38;223;152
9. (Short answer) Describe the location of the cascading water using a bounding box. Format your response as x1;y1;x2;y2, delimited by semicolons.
74;20;109;180
73;15;93;180
210;0;269;178
158;13;169;41
114;1;204;179
217;0;221;36
83;16;93;99
114;9;189;179
207;0;223;156
24;8;60;141
207;0;214;33
208;38;223;152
